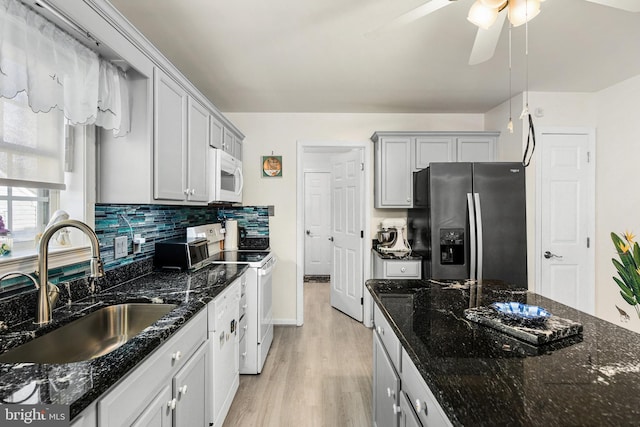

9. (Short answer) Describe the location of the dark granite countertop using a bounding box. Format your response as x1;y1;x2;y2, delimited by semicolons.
372;247;422;261
0;262;247;420
367;279;640;427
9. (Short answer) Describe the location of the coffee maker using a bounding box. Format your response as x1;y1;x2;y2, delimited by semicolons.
377;218;411;254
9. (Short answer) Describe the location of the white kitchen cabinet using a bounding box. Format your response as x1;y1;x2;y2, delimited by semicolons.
154;67;211;203
373;306;401;427
154;67;188;201
70;403;97;427
401;349;452;427
210;114;224;150
131;385;172;427
457;136;495;162
398;391;422;427
186;98;210;203
373;135;413;208
98;308;207;427
372;131;499;208
372;250;421;280
173;342;209;426
374;333;400;427
233;135;243;161
209;278;241;427
414;136;456;169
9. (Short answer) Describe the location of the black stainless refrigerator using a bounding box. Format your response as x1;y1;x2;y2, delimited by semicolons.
408;162;527;288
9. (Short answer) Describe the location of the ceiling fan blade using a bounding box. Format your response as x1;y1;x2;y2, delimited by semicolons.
583;0;640;12
366;0;454;38
468;10;507;65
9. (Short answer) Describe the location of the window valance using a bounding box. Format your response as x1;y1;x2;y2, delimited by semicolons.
0;0;130;137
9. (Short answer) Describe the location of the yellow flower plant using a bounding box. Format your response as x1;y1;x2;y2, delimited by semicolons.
611;231;640;318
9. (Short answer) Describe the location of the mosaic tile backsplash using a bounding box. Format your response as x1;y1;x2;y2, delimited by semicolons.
218;207;270;237
0;204;269;298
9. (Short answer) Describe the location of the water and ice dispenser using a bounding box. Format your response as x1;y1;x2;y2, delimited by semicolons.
439;229;464;265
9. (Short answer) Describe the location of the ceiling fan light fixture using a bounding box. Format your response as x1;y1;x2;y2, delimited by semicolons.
507;0;541;27
467;0;499;29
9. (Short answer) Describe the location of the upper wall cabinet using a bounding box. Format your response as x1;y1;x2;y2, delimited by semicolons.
49;0;245;205
211;110;243;161
154;68;188;201
154;68;211;203
371;131;499;208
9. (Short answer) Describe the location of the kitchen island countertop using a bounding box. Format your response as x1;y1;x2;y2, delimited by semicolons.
367;278;640;427
0;262;247;420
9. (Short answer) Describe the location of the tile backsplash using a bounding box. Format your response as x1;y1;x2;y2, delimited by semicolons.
0;204;270;298
94;204;220;270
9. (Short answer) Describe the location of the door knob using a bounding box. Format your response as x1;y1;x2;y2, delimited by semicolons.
544;251;563;260
328;236;334;242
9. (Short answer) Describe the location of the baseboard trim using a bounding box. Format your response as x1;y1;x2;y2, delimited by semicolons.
273;318;297;326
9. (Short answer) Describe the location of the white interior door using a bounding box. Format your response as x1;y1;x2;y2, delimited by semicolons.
537;129;595;313
330;149;364;321
304;172;331;275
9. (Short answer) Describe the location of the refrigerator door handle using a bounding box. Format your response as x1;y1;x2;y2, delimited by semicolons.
474;193;483;282
467;193;477;280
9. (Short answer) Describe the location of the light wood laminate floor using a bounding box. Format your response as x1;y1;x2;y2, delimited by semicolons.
223;281;373;427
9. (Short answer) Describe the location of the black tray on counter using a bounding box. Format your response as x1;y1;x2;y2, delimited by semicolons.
464;306;583;345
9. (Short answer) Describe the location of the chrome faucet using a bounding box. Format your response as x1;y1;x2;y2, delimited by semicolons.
36;220;104;325
0;271;60;321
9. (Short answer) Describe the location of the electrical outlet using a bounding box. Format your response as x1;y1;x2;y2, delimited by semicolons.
114;235;128;259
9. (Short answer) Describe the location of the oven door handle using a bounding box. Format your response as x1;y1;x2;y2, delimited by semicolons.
259;257;276;276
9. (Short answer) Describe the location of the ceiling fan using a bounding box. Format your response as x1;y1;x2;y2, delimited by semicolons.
370;0;640;65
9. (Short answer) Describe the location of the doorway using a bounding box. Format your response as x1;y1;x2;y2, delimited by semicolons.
535;127;596;314
296;141;371;326
304;171;331;280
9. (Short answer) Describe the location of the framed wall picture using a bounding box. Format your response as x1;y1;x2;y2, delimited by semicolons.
262;155;283;177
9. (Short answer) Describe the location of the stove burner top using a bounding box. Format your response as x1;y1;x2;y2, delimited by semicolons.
210;251;271;264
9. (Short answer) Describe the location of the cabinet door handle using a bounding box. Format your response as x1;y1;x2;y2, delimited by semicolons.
183;189;190;195
376;326;384;335
167;398;177;410
172;351;182;361
386;387;396;399
393;403;401;414
179;385;188;396
401;267;406;273
415;399;427;415
241;351;247;358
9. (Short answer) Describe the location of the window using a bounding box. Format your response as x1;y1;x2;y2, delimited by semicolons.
0;92;94;263
0;187;52;249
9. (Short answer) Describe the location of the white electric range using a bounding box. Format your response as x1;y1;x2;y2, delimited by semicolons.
187;223;275;374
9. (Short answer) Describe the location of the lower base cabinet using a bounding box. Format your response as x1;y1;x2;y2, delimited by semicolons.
97;308;208;426
399;391;421;427
131;384;172;427
400;349;451;427
373;332;400;427
132;342;209;427
372;298;453;427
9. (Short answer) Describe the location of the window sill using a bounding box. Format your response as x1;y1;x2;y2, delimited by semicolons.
0;245;92;277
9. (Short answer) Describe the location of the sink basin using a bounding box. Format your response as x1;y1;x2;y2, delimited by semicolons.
0;303;177;364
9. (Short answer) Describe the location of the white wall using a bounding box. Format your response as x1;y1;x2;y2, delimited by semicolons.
226;113;484;323
489;92;598;290
594;75;640;332
488;85;640;333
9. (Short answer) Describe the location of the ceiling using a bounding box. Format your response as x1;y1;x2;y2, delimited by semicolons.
108;0;640;113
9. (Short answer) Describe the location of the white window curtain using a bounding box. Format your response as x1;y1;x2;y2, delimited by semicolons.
0;0;130;137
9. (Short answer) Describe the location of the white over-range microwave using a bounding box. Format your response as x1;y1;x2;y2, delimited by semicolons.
209;148;243;203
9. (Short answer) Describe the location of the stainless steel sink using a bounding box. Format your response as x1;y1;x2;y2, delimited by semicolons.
0;303;177;364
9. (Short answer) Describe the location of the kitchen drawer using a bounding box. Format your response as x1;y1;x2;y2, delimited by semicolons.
374;304;401;373
384;261;421;279
98;308;207;426
401;349;452;427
